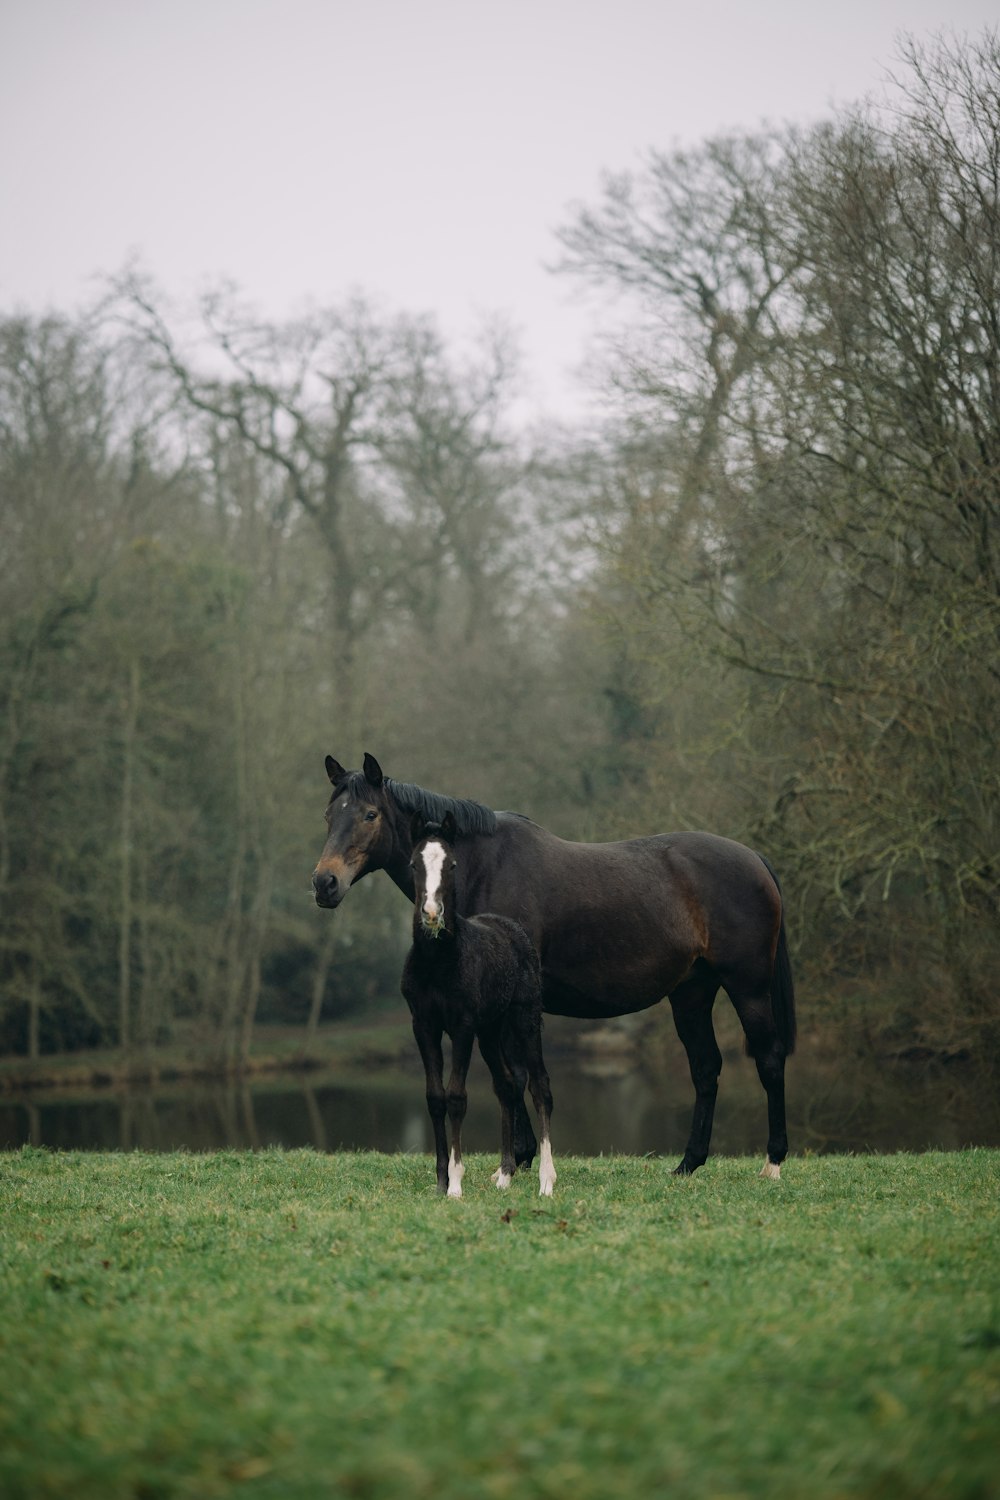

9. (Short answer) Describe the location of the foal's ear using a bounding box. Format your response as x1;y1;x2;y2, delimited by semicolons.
325;755;347;785
362;752;384;789
441;810;458;843
410;811;428;845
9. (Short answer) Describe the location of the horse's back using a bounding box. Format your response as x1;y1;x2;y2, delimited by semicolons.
503;821;777;930
477;818;781;1016
496;814;768;881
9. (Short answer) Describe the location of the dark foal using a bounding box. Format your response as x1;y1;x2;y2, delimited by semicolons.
400;814;556;1199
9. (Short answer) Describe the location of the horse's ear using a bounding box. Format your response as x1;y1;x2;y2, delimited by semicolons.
441;810;458;843
325;755;347;785
363;752;384;789
410;811;427;845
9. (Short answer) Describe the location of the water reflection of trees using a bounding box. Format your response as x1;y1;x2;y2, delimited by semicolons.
4;1052;998;1156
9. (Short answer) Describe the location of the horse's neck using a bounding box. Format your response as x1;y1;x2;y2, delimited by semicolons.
384;841;416;901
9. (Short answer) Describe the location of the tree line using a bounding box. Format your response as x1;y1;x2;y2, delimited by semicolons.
2;32;997;1066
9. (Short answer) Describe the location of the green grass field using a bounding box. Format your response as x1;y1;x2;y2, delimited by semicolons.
2;1148;998;1499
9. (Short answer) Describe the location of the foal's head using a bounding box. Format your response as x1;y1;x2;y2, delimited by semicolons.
410;814;458;939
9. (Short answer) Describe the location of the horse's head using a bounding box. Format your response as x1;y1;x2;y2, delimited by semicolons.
312;752;397;909
410;813;458;938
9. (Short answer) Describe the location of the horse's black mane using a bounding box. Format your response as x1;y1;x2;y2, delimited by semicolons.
388;778;498;837
337;771;498;837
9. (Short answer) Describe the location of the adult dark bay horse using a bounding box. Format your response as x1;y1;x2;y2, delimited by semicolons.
312;753;796;1178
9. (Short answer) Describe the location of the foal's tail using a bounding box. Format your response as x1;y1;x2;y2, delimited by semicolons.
758;853;797;1057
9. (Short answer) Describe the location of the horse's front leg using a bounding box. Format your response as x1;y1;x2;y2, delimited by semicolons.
412;1017;449;1192
445;1027;475;1198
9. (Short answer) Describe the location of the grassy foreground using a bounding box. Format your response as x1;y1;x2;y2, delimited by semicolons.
1;1149;998;1500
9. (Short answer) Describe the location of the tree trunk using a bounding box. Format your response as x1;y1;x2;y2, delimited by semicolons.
28;953;40;1062
304;923;338;1057
237;865;273;1071
118;657;141;1059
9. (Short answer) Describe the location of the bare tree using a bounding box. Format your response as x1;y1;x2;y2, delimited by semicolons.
558;31;1000;1046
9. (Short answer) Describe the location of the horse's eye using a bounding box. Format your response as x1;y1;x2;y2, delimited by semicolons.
364;810;378;822
450;861;457;870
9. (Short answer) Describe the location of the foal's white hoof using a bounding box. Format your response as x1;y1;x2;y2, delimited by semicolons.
492;1167;512;1190
447;1184;463;1199
539;1178;554;1198
760;1159;781;1180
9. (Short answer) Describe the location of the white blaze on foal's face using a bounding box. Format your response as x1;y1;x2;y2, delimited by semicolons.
419;840;448;927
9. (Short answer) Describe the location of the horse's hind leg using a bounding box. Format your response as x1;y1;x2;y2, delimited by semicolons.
726;987;788;1179
669;968;722;1175
445;1027;475;1198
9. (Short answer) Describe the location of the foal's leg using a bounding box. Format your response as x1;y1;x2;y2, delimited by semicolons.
508;1073;537;1171
510;1009;556;1196
477;1030;520;1189
527;1061;556;1197
411;1018;449;1193
669;970;722;1176
444;1026;475;1199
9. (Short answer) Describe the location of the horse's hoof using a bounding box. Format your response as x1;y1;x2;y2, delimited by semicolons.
492;1167;512;1189
760;1159;781;1180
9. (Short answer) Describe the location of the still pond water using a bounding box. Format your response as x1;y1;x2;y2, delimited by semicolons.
2;1044;996;1158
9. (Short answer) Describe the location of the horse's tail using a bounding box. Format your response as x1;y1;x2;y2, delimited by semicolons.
757;853;797;1057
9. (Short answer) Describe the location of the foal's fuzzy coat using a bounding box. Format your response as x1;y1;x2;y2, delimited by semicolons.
401;813;555;1198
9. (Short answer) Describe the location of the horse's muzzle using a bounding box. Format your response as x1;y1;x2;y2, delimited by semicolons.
312;870;343;908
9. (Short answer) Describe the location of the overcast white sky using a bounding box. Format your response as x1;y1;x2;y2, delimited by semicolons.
2;0;997;419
